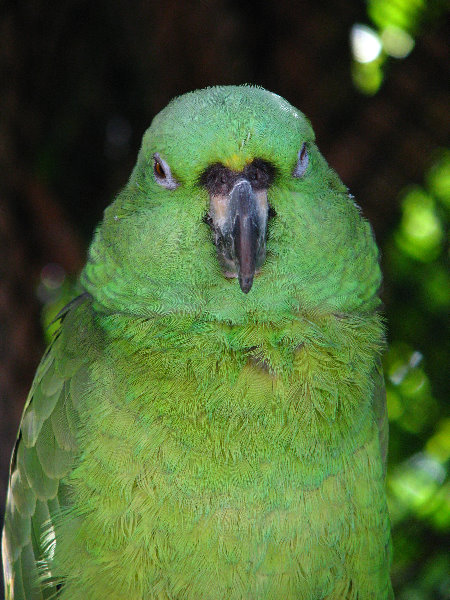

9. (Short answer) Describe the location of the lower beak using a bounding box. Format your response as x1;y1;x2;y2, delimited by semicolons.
209;179;269;294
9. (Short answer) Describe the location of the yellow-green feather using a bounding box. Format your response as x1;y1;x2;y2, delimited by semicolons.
29;299;390;599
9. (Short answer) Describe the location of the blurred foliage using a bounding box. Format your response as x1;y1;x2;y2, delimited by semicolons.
351;0;447;94
383;149;449;597
349;3;450;593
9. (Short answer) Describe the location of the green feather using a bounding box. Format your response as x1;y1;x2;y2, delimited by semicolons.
3;86;392;599
10;471;36;519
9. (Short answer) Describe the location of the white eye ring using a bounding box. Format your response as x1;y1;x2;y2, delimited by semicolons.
153;153;179;190
292;143;309;178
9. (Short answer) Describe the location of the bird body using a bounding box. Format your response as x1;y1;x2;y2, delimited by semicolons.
3;86;392;599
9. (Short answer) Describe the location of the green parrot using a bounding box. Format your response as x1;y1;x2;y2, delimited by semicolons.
2;85;392;599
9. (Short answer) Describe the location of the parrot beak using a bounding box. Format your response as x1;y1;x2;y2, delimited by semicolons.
208;179;269;294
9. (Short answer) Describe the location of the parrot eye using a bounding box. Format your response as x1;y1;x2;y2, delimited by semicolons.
155;161;165;178
292;143;309;178
153;153;179;190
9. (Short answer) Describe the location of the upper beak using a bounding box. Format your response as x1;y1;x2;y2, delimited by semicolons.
232;180;261;293
208;179;269;293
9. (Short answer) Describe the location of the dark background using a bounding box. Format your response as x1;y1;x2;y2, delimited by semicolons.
1;1;448;597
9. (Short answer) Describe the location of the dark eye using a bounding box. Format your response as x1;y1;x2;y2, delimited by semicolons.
153;153;179;190
293;143;309;178
154;160;165;178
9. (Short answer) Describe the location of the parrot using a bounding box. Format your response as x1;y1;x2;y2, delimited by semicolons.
2;85;392;600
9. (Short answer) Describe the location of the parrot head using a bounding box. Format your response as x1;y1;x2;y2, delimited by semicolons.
82;86;381;321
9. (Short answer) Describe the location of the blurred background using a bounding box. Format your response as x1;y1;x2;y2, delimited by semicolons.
0;0;448;597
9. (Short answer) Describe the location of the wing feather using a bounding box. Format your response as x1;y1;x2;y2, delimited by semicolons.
2;294;90;599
